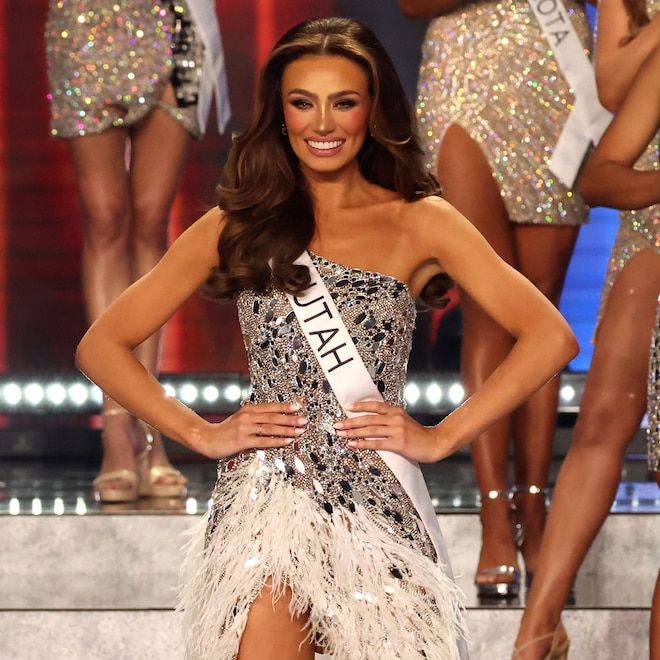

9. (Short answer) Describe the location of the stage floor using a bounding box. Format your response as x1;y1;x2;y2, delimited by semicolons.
1;454;657;516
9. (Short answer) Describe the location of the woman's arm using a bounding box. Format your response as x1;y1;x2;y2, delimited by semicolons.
399;0;468;19
417;199;578;454
76;209;225;451
76;208;303;457
580;46;660;209
595;0;660;111
337;198;577;463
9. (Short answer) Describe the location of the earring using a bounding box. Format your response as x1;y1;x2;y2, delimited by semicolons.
281;122;288;136
369;123;376;137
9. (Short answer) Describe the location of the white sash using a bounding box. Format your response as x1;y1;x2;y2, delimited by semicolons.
185;0;231;134
528;0;611;187
282;251;450;563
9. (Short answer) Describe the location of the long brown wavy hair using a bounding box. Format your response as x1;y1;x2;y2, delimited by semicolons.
620;0;650;44
204;17;451;307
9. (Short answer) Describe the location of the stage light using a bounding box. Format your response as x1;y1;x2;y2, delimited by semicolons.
404;383;421;405
53;498;65;516
9;498;20;515
24;383;45;406
560;385;576;402
179;383;199;404
75;496;87;515
68;383;89;406
46;383;67;406
90;385;103;404
224;384;242;402
32;497;42;515
452;495;462;508
2;383;22;406
425;382;443;405
448;383;465;404
163;383;176;398
186;497;198;514
202;385;220;403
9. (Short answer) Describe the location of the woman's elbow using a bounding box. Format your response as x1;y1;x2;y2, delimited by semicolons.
552;323;580;365
75;331;96;375
399;0;427;18
578;163;607;207
595;67;623;113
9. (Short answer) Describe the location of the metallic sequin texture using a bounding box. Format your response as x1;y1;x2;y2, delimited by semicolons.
597;0;659;328
648;297;660;472
207;252;436;562
45;0;203;138
416;0;590;225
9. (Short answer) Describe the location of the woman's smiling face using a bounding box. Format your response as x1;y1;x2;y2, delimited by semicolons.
281;54;372;177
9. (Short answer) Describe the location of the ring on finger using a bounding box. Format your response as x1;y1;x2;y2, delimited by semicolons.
258;425;263;436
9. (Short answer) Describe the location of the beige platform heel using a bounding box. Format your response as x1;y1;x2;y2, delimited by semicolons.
513;624;570;660
137;422;187;499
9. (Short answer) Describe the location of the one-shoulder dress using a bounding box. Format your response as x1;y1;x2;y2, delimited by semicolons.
179;252;466;660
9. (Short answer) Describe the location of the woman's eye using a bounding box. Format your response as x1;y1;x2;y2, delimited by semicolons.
291;99;312;109
335;99;357;109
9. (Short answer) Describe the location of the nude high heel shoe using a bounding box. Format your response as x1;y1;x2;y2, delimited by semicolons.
93;406;140;503
513;624;570;660
136;422;187;499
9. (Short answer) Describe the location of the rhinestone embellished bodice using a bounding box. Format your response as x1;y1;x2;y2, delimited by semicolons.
209;252;436;559
238;251;416;418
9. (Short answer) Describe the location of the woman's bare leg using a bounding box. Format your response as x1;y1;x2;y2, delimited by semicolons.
68;127;139;492
511;224;579;574
127;84;192;475
515;249;660;658
437;125;520;583
237;580;314;660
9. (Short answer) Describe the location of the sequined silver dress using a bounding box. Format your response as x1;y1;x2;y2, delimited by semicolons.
596;0;660;329
179;252;465;660
648;297;660;473
45;0;206;138
416;0;591;225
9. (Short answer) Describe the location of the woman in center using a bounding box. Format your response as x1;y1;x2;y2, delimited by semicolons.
76;17;577;660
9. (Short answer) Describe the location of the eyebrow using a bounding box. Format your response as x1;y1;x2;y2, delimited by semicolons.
286;88;362;100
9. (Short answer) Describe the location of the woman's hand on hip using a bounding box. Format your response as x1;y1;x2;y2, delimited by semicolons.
334;400;457;463
197;401;307;459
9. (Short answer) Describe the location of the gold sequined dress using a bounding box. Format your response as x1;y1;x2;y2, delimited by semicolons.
45;0;228;138
179;253;466;660
416;0;591;225
597;0;660;327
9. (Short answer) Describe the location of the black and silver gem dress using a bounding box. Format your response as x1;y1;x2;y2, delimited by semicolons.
179;252;466;660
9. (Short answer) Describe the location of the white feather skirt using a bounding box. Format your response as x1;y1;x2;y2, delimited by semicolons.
178;454;466;660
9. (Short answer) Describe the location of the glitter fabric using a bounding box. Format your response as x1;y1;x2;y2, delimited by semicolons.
45;0;203;138
416;0;591;225
178;252;466;660
596;0;659;328
648;298;660;472
215;251;434;558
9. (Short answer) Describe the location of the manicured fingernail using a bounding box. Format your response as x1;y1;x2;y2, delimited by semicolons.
285;438;294;444
347;441;357;448
297;417;308;425
346;403;355;411
295;427;305;435
334;421;344;429
290;402;301;411
336;430;347;437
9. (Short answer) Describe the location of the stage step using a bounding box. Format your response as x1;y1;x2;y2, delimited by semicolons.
0;608;650;660
1;512;656;658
